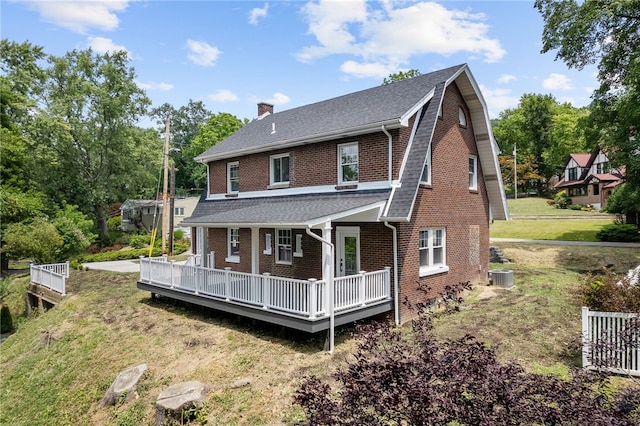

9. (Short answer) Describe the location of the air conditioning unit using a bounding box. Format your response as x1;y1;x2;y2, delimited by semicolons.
489;269;514;288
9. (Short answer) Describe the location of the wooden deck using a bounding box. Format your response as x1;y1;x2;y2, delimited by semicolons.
137;257;393;333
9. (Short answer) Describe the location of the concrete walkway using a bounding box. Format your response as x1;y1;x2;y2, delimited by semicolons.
82;260;141;273
491;238;640;248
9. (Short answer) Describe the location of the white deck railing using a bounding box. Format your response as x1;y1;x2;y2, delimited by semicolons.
582;307;640;377
30;261;69;295
139;257;390;320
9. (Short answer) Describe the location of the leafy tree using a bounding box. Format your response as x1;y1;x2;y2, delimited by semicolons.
605;183;640;224
150;100;212;194
382;69;422;85
190;112;244;189
2;218;63;264
36;48;153;240
536;0;640;218
52;203;97;259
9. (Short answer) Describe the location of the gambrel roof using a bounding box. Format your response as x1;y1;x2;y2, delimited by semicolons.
192;63;508;222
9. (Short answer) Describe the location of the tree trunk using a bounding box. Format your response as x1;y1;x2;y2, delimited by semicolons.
95;204;109;243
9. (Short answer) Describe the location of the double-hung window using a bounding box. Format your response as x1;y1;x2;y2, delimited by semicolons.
270;153;290;187
276;229;292;264
338;142;359;184
419;228;448;276
227;228;240;262
420;144;432;184
468;156;477;190
568;167;578;181
227;162;239;193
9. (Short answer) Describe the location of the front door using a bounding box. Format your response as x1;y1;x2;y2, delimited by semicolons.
336;227;360;277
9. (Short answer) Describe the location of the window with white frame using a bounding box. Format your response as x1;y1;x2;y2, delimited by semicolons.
227;162;239;193
468;156;477;190
420;144;432;184
276;229;292;264
458;107;467;126
270;153;290;186
174;207;185;216
419;228;447;276
338;142;359;184
227;228;240;262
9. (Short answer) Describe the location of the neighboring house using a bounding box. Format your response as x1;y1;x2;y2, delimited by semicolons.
137;64;508;335
554;146;624;210
120;197;199;236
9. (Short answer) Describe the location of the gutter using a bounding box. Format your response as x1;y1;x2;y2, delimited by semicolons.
384;221;400;325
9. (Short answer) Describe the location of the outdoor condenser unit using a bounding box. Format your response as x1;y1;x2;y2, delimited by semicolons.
489;269;514;288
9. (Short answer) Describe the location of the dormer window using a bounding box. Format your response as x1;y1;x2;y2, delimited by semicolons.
568;167;578;181
458;107;467;126
270;153;290;187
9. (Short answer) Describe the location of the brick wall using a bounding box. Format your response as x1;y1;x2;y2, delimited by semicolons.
396;83;490;323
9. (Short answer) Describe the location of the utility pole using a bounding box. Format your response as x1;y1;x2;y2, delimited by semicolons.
169;162;176;256
161;116;170;254
513;144;518;200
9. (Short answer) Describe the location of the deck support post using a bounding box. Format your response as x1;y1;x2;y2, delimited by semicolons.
224;267;232;301
359;270;366;306
262;273;271;309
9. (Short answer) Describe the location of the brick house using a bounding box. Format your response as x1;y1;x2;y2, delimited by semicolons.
554;146;624;210
137;64;508;345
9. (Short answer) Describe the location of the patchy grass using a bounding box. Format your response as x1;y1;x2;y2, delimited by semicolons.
2;244;639;425
490;218;613;241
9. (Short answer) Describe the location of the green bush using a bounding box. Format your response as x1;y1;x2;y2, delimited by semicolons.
129;234;149;249
568;204;583;211
595;223;640;242
575;270;640;313
553;190;572;209
173;229;185;241
77;243;188;263
1;305;14;333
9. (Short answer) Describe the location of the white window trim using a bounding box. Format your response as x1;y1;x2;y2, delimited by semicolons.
420;144;432;185
269;153;290;188
263;233;272;255
419;228;448;277
458;107;467;126
226;227;240;263
294;233;303;257
227;161;239;193
469;155;478;191
276;228;292;265
337;142;359;185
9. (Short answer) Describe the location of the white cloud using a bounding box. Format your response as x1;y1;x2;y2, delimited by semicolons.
340;60;395;79
186;40;221;67
87;36;129;56
266;92;291;106
479;85;520;119
497;74;516;84
208;89;238;102
25;0;129;34
136;81;174;91
298;0;505;78
249;3;269;25
542;73;573;91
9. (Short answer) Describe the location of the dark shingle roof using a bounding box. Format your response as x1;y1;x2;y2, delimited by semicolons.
182;191;390;227
196;64;465;161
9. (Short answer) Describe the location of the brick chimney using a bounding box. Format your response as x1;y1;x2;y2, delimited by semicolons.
257;102;274;117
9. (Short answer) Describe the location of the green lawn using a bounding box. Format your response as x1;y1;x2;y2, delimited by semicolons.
506;197;604;216
490;218;613;241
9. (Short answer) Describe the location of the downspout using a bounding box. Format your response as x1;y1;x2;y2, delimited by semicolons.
306;226;335;354
384;221;400;325
381;125;393;183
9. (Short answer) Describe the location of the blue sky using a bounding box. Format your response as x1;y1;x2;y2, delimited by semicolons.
3;0;599;125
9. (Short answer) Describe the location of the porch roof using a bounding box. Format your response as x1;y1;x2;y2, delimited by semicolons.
181;190;390;228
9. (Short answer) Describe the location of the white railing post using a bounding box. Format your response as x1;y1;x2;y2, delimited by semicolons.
262;273;271;310
582;307;590;369
208;251;215;268
65;261;70;278
224;267;232;301
384;266;392;299
309;279;317;319
359;270;366;306
170;260;176;288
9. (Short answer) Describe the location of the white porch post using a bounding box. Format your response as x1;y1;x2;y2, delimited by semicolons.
251;227;260;275
322;222;335;354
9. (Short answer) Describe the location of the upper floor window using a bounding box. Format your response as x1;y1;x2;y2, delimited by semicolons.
568;167;578;181
419;228;448;276
468;156;477;190
458;107;467;126
174;207;185;216
276;229;292;264
270;153;290;186
420;144;432;185
338;142;359;184
227;162;239;193
227;227;240;262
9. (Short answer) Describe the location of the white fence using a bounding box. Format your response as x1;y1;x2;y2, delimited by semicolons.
30;261;69;296
139;257;390;320
582;307;640;377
